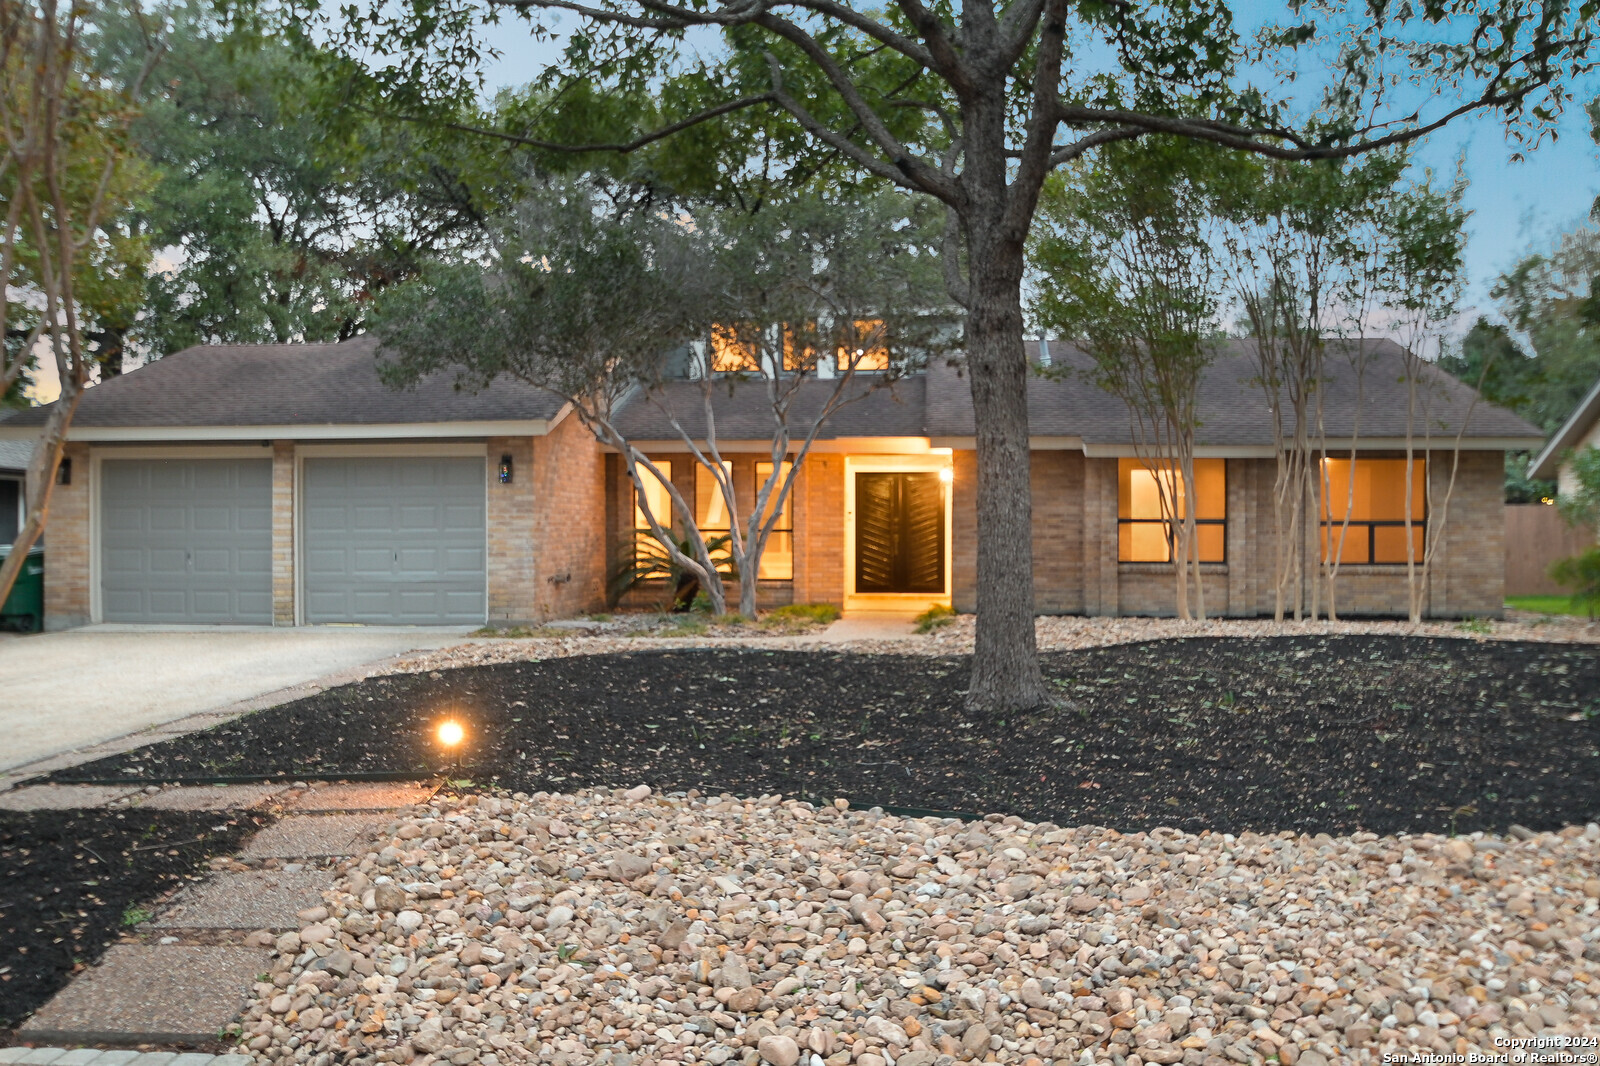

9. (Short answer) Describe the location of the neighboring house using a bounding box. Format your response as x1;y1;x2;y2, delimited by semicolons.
1529;376;1600;503
0;335;1540;629
0;438;30;545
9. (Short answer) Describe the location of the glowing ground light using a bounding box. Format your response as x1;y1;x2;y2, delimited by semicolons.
437;720;465;747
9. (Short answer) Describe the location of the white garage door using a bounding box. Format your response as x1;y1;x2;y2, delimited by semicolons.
302;456;486;624
100;458;273;624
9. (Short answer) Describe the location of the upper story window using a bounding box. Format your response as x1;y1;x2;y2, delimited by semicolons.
838;318;890;371
1117;458;1226;563
1321;458;1426;564
710;324;761;372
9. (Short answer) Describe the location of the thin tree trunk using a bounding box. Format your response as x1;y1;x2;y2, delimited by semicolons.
0;384;81;607
963;239;1049;713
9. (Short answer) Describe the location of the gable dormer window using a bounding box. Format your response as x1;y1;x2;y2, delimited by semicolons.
838;318;890;372
710;323;760;372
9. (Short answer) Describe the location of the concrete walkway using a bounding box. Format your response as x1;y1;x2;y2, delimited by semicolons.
806;610;922;642
12;781;428;1052
0;626;475;773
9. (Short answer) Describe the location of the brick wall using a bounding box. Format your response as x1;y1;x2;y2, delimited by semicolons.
42;442;90;630
271;442;295;625
952;449;1087;614
486;435;537;623
525;416;608;620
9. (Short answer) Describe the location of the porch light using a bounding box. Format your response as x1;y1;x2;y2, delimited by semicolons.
498;454;514;484
938;467;954;484
437;719;466;748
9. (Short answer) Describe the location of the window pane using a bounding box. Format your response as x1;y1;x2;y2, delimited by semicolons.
1372;523;1425;565
783;324;818;372
1323;458;1425;521
711;324;760;372
838;319;890;371
754;461;793;531
759;531;793;580
696;461;733;530
1120;521;1171;562
1119;459;1176;520
1192;459;1226;520
634;461;674;531
1321;523;1370;564
1195;523;1225;563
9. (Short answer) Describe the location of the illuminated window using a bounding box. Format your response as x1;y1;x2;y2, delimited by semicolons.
783;324;818;372
837;319;890;371
710;324;761;372
633;460;675;566
1321;458;1426;565
754;461;794;580
1117;458;1226;563
694;461;735;573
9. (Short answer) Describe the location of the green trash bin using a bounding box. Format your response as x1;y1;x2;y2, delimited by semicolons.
0;543;44;633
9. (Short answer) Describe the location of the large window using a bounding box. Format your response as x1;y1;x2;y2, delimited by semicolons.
1118;458;1226;563
633;461;675;565
1321;458;1426;565
754;461;794;580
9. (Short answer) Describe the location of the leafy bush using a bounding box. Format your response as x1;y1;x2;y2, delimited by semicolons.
1549;546;1600;618
914;604;958;633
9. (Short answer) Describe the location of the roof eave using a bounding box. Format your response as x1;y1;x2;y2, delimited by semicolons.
1529;377;1600;480
0;420;555;442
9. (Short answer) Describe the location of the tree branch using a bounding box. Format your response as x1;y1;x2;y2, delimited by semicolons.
421;93;777;153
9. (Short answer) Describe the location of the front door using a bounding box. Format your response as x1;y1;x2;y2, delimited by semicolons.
854;471;945;593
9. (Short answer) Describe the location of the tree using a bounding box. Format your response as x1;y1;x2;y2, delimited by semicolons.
374;183;953;618
87;1;516;357
1031;137;1228;620
0;0;159;608
1550;444;1600;615
300;0;1598;710
1438;318;1552;503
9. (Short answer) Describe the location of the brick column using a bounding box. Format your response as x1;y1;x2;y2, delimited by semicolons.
488;436;537;624
271;441;295;625
1083;458;1118;616
42;442;91;629
950;450;978;612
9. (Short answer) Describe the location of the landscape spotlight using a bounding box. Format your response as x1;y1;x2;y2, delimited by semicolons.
437;719;465;748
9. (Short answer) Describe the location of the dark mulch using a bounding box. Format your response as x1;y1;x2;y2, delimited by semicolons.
48;635;1600;837
0;808;268;1031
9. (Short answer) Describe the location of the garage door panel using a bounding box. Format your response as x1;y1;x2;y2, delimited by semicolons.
303;456;486;625
100;458;273;624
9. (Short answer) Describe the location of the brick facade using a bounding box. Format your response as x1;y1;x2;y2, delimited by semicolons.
271;442;295;625
41;442;91;630
525;415;608;620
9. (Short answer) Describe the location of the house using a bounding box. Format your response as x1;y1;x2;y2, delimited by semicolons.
0;334;1540;628
1529;376;1600;502
0;438;29;546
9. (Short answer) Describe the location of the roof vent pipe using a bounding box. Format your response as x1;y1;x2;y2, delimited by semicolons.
1037;334;1051;368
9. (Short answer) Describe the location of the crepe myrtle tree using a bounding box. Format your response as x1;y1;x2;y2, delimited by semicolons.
300;0;1597;711
373;183;954;618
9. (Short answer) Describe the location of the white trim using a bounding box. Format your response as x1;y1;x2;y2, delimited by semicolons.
925;437;1540;456
843;454;954;613
0;421;552;443
294;446;490;627
88;447;277;625
1530;376;1600;480
294;442;489;459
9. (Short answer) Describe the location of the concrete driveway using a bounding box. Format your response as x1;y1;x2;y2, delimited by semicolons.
0;626;477;773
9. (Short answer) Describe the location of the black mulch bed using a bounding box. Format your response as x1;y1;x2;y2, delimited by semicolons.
48;635;1600;837
0;808;268;1031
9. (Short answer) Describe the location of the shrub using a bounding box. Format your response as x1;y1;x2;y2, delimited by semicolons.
766;603;842;624
1549;546;1600;618
914;604;958;633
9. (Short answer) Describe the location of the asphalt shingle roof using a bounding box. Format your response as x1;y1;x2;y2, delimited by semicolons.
924;338;1542;445
0;336;566;429
612;375;928;441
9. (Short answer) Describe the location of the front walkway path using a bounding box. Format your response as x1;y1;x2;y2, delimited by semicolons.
0;627;478;775
10;781;434;1055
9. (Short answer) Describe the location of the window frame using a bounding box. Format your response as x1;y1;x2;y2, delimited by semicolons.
753;460;794;581
1116;458;1227;565
632;460;676;570
1319;457;1428;566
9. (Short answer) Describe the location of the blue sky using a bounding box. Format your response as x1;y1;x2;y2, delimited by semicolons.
474;5;1600;328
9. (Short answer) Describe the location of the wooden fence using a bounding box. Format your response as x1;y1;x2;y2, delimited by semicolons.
1505;504;1597;597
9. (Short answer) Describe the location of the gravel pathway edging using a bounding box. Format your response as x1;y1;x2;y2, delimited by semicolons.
235;786;1600;1066
0;1050;254;1066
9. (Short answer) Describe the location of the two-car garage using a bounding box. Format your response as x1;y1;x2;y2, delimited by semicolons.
98;454;486;626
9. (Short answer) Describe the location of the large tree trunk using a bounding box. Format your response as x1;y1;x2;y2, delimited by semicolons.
963;235;1050;713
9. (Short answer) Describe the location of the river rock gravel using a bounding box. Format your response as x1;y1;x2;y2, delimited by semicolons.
236;788;1600;1066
